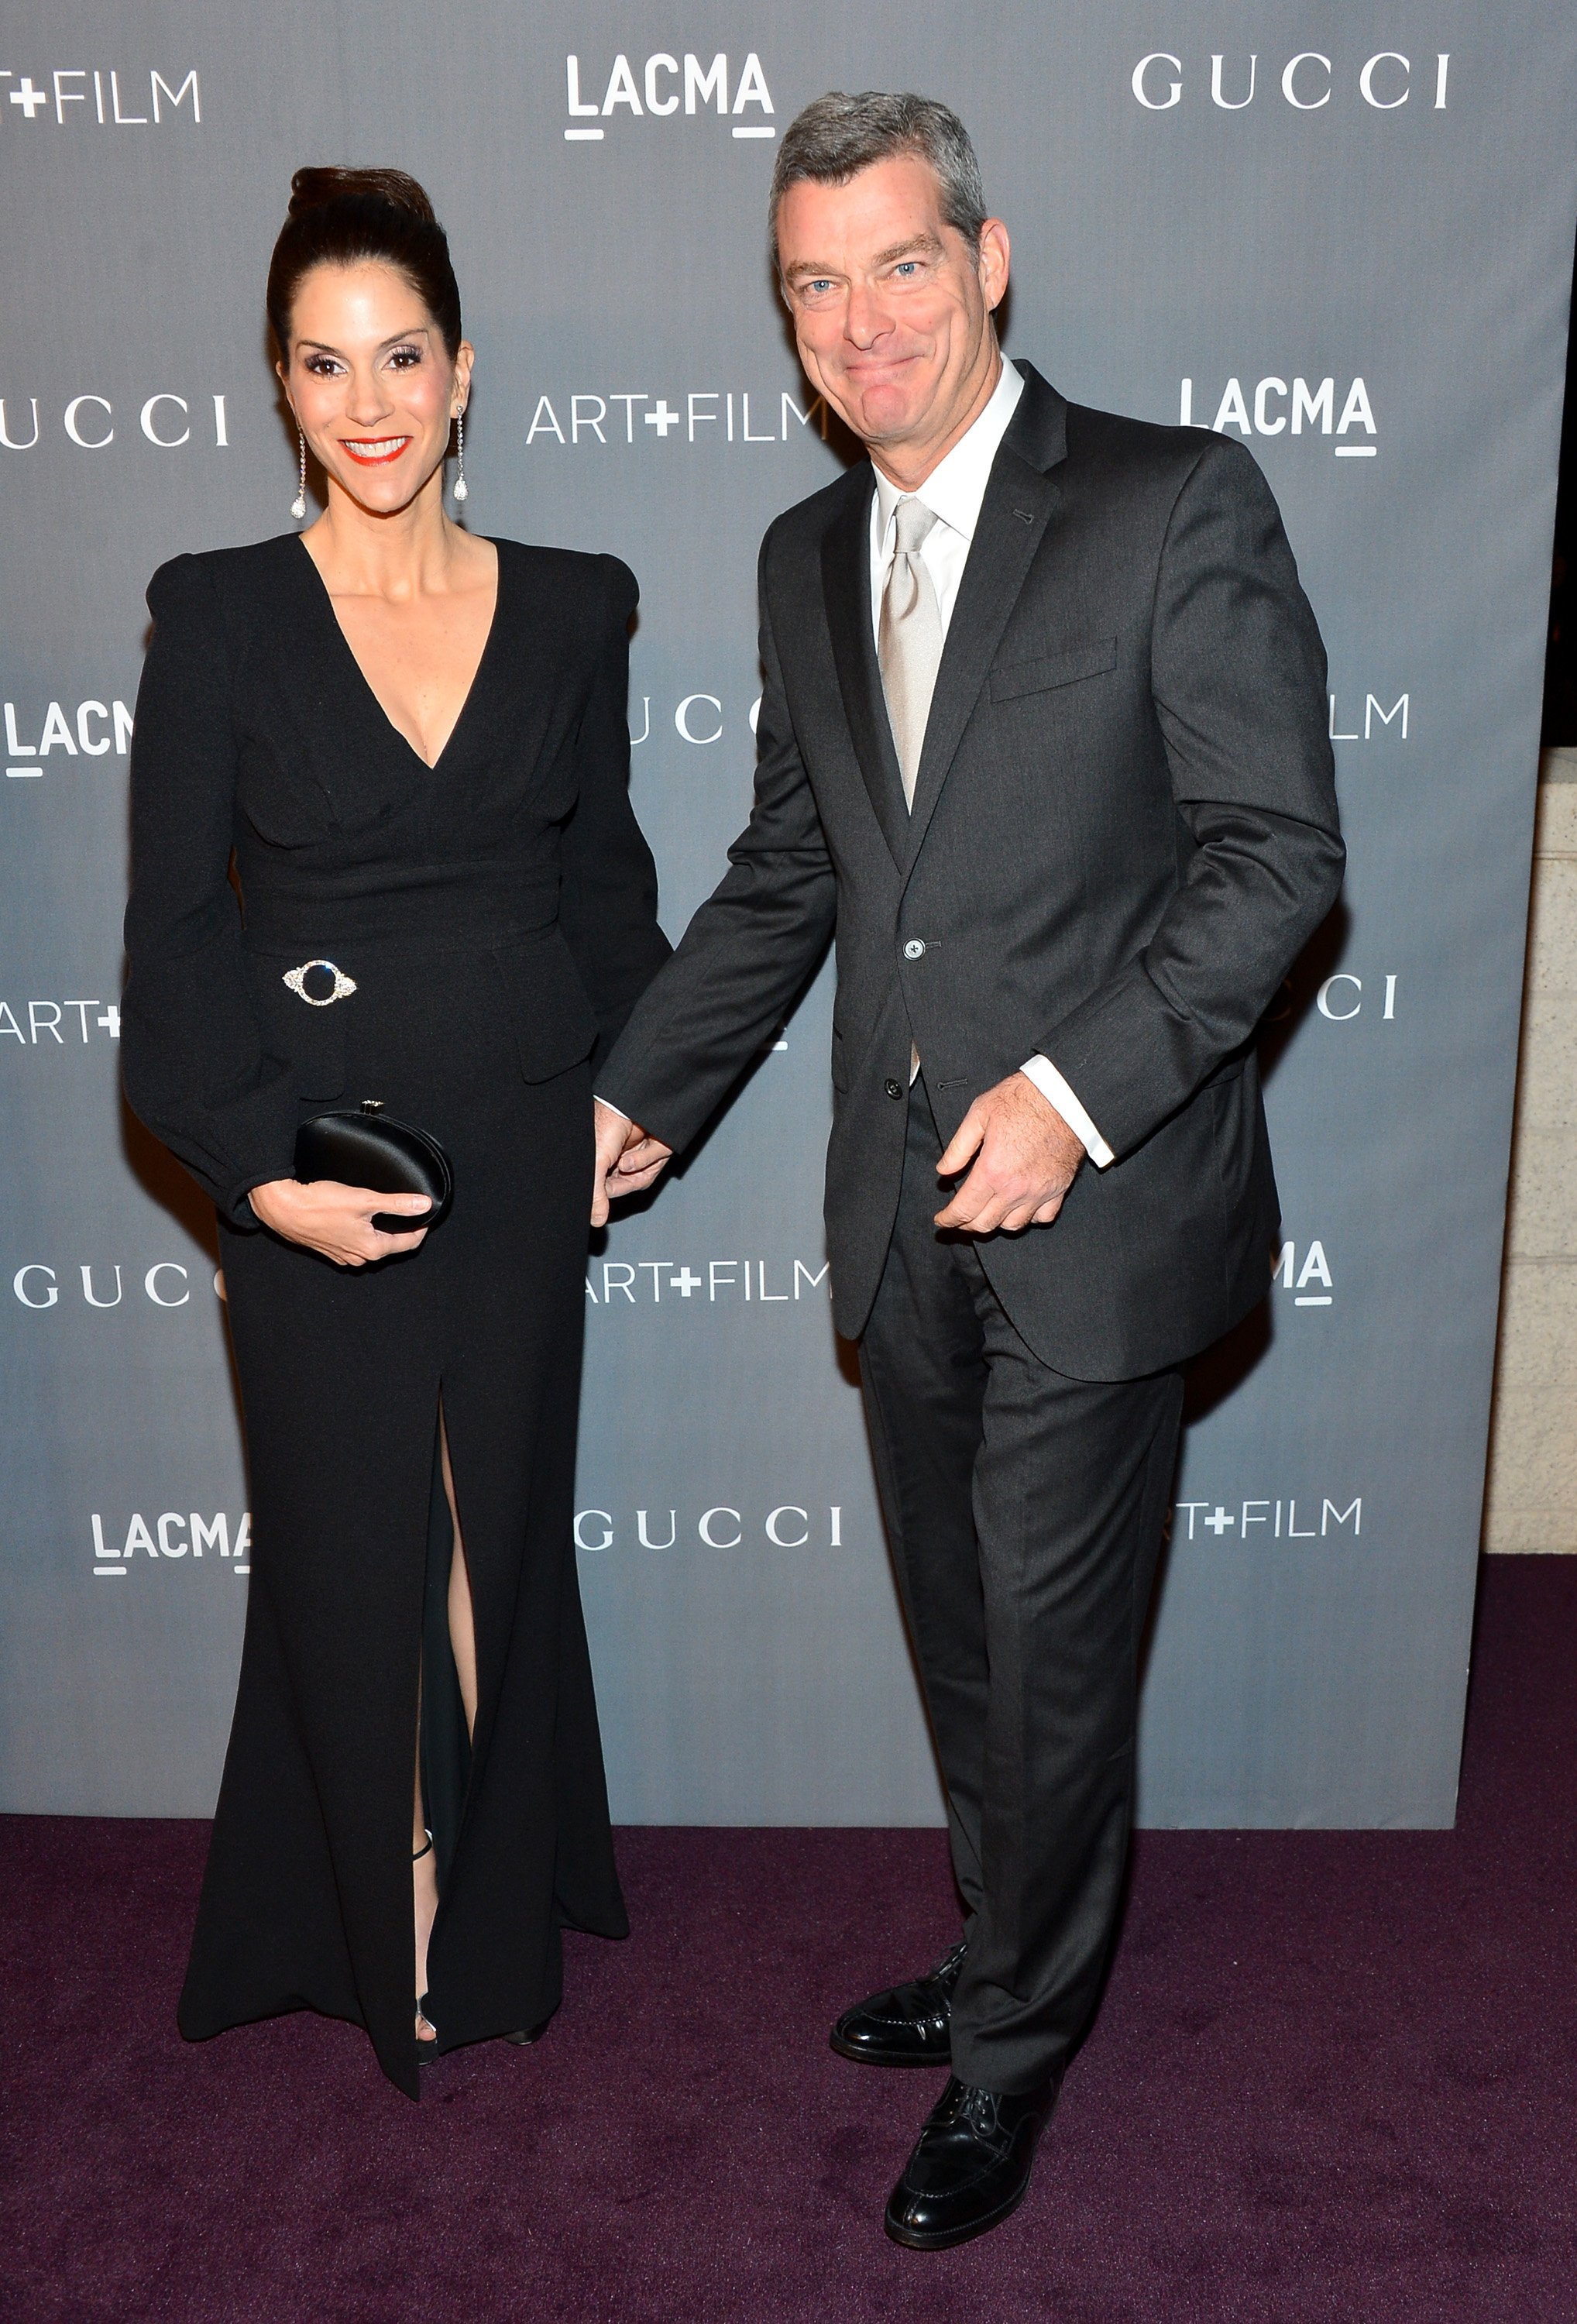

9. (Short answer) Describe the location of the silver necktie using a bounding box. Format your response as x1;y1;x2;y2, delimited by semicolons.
878;497;943;811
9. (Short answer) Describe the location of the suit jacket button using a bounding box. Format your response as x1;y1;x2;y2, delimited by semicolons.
902;939;926;960
884;1078;904;1100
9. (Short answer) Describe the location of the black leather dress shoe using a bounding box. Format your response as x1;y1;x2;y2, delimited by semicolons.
885;2073;1060;2250
830;1939;965;2067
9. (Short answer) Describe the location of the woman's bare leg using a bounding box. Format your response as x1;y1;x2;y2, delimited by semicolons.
439;1407;478;1739
411;1404;476;2044
413;1738;438;2041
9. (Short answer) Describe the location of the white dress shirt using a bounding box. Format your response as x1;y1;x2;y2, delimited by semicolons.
869;355;1024;635
871;359;1114;1167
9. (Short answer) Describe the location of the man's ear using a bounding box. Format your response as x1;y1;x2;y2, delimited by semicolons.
978;218;1012;314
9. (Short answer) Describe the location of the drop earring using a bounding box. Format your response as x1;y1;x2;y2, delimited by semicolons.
290;428;307;523
452;407;468;504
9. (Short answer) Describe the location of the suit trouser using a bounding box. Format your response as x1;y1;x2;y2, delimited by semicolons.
857;1083;1184;2095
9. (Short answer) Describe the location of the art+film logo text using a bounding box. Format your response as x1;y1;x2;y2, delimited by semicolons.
1171;1495;1362;1543
1;67;200;129
586;1255;829;1308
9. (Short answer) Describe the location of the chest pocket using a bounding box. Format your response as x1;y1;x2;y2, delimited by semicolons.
988;634;1118;704
234;734;339;850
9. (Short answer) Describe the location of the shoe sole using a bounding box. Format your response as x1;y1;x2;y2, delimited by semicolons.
884;2178;1029;2252
829;2030;953;2069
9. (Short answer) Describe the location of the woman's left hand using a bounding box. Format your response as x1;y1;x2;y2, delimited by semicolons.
248;1176;432;1266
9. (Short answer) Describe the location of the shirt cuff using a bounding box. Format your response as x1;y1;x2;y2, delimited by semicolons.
1018;1055;1115;1169
594;1095;630;1124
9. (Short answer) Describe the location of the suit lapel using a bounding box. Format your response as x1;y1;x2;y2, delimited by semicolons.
819;473;909;868
902;407;1066;871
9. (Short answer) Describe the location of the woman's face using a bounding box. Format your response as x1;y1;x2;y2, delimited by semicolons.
280;259;472;517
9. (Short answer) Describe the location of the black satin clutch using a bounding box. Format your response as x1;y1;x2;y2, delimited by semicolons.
294;1099;453;1235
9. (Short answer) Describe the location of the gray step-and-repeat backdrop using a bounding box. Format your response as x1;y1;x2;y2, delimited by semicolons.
2;5;1573;1827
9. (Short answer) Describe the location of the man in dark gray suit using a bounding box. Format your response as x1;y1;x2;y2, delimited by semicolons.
593;91;1342;2250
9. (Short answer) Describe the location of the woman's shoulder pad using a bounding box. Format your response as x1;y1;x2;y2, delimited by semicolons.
146;535;300;621
494;539;638;617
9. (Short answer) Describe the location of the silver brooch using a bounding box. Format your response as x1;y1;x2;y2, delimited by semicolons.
282;958;358;1006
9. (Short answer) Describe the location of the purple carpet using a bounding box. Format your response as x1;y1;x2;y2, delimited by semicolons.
6;1555;1577;2322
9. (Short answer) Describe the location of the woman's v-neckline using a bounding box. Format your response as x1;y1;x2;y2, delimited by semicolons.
294;532;504;774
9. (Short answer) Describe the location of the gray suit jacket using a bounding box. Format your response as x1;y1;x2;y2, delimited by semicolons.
600;363;1344;1379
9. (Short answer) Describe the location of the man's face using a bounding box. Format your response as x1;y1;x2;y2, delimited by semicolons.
777;153;1008;469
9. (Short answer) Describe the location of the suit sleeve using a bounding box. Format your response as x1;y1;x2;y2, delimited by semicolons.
595;538;838;1150
122;555;300;1225
556;555;672;1073
1042;436;1345;1158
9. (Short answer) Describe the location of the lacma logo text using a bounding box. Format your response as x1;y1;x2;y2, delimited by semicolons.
91;1508;249;1576
1180;376;1376;459
5;696;132;779
1273;1239;1335;1309
565;51;774;141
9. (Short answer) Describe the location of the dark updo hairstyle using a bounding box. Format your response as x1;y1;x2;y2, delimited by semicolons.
266;166;462;360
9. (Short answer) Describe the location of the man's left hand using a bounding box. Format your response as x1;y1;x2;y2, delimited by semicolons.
933;1071;1085;1234
592;1098;672;1229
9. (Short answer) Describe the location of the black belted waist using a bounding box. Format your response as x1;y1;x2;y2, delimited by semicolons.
239;862;562;958
236;861;601;1089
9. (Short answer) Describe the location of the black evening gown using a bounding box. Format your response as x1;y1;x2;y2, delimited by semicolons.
122;534;670;2097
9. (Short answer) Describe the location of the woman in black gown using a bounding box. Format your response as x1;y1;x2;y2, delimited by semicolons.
122;167;668;2097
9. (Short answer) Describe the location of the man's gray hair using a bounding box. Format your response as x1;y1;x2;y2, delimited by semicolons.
770;91;988;269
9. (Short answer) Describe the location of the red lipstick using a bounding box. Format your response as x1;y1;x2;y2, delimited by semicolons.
340;435;412;466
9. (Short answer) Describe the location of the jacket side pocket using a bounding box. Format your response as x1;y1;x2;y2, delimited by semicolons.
490;931;601;1083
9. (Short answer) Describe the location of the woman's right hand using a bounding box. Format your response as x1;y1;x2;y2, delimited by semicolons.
248;1177;432;1267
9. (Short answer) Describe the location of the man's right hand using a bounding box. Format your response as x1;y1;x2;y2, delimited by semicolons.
592;1098;673;1228
248;1177;432;1267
